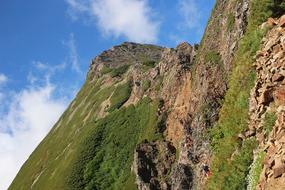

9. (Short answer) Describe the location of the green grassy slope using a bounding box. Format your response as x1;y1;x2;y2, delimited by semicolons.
9;70;161;190
9;40;167;189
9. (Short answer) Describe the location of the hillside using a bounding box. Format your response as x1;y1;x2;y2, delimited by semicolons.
9;0;285;190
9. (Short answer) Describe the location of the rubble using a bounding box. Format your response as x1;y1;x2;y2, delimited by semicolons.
249;15;285;190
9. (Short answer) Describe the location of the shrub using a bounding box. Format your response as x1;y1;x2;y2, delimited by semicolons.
207;0;276;189
101;65;113;74
204;51;222;65
108;81;132;112
110;65;130;78
263;111;277;137
67;98;161;190
271;0;285;17
227;13;235;32
142;80;151;92
155;76;163;91
142;60;156;68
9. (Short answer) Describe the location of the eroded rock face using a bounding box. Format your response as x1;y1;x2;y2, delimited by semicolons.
247;15;285;190
133;141;176;190
171;164;193;190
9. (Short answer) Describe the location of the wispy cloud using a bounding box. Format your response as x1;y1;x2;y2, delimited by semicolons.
64;33;82;74
169;0;207;45
66;0;159;43
178;0;202;30
0;74;7;86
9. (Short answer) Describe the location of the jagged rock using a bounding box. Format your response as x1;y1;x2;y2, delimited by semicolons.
171;164;193;190
274;89;285;105
273;164;285;178
133;141;176;190
245;129;256;137
272;73;284;82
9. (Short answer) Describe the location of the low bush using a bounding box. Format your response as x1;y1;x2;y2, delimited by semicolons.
204;51;222;65
227;13;235;32
142;60;156;68
142;80;151;92
110;65;130;78
67;98;161;190
207;0;276;189
108;81;132;112
263;111;277;137
100;65;113;74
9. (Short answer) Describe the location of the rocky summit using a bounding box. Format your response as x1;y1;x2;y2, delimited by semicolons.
9;1;285;190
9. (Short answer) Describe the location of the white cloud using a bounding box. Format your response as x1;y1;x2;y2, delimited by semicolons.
178;0;201;30
66;33;82;74
0;83;67;190
0;74;7;86
66;0;159;43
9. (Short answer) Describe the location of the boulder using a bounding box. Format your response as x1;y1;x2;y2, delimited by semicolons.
273;164;285;178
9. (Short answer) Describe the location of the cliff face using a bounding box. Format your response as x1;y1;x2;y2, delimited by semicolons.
9;0;285;190
248;16;285;190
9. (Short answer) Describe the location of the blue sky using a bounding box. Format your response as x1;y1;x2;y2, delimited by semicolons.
0;0;215;189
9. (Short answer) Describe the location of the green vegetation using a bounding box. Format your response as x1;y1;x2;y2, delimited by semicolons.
100;65;113;74
142;60;157;68
204;51;222;65
227;13;235;32
247;150;265;190
207;0;277;189
8;80;115;190
108;81;132;112
155;76;163;91
67;97;161;190
142;80;151;92
110;65;130;78
271;0;285;17
263;111;277;137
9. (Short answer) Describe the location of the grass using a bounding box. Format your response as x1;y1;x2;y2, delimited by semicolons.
263;111;277;137
155;76;163;91
67;97;162;190
142;60;157;68
100;65;113;74
110;65;130;78
227;13;235;32
108;81;132;112
142;80;151;92
204;51;222;65
207;0;277;189
247;150;265;190
8;80;115;190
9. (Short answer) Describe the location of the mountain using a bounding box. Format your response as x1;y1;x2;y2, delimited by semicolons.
9;0;285;190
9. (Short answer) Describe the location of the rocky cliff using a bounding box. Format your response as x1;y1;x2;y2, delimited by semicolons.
9;0;285;190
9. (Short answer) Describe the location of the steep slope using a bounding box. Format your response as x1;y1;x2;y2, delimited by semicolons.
9;42;197;190
9;0;285;190
9;43;167;190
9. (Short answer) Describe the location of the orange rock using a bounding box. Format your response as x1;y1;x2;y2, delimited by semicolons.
268;17;278;26
274;88;285;105
273;164;285;178
279;15;285;27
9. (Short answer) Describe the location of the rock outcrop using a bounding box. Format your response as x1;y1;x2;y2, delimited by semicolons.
248;16;285;190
